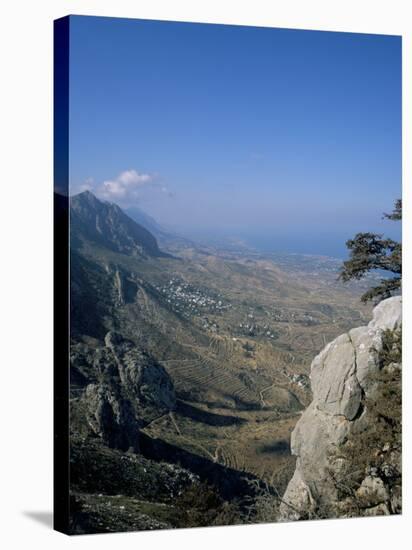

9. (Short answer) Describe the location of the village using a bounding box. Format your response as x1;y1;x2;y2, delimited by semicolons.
155;277;232;318
269;308;319;325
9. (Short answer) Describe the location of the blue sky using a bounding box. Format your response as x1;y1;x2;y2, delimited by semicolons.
69;16;401;257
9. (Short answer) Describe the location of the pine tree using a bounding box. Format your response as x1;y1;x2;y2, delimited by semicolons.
339;200;402;303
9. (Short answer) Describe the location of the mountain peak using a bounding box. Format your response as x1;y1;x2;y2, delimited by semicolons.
70;191;169;258
75;189;99;202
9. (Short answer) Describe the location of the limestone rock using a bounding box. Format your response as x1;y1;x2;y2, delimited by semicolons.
85;383;140;451
104;331;176;420
280;296;401;519
82;332;176;451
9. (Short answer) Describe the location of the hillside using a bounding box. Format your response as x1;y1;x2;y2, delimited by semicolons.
68;191;375;531
70;191;170;258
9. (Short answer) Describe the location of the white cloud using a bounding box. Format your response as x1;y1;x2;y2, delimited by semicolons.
117;170;152;185
99;169;156;202
75;169;172;206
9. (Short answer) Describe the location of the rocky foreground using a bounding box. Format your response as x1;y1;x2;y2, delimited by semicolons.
280;296;402;519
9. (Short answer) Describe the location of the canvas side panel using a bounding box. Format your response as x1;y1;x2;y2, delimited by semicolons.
53;15;70;535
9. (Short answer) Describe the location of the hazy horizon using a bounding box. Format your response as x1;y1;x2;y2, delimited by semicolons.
67;16;401;258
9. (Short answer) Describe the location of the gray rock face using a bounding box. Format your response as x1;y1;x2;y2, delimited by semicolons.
280;296;401;520
84;382;140;451
104;332;176;416
83;332;176;451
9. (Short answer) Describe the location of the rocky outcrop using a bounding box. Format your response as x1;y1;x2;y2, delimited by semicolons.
280;296;401;519
82;332;176;451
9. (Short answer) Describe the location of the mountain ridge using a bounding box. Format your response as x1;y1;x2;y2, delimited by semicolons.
70;190;171;258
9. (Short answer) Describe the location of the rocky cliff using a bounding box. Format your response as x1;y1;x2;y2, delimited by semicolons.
280;296;402;519
73;332;176;452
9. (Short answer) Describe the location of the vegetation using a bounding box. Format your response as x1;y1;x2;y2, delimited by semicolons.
69;437;245;533
242;458;299;524
174;482;242;527
339;199;402;303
